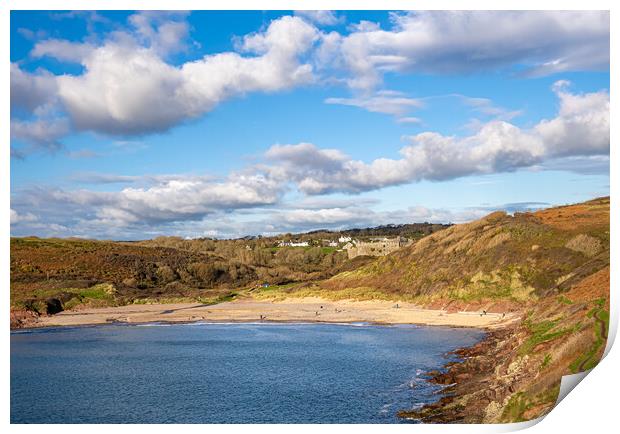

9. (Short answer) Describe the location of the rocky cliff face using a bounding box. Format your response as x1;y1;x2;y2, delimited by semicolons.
399;264;609;423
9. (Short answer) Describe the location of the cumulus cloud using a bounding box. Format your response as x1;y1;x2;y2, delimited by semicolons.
50;15;318;136
324;11;609;90
11;11;610;150
264;84;609;194
12;172;285;233
9;80;608;237
128;11;191;57
535;83;610;157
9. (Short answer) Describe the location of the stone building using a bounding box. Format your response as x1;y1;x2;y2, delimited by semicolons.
345;236;410;259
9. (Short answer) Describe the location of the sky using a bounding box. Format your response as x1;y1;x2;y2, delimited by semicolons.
9;10;610;240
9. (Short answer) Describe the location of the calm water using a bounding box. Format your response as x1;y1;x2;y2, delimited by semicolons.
11;322;483;423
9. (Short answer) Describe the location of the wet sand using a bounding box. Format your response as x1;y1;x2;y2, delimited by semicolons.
33;297;517;329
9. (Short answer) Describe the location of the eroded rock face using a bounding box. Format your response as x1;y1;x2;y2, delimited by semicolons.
10;309;39;329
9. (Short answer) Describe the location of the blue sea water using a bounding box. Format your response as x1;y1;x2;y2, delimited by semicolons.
11;322;483;423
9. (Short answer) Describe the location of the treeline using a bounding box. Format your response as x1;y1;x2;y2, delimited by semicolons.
338;223;451;239
135;237;348;281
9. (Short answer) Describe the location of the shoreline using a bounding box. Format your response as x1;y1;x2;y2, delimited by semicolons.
14;297;519;331
11;317;492;332
398;325;521;423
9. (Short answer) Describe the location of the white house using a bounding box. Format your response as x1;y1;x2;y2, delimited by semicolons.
290;241;309;247
338;236;352;243
279;240;309;247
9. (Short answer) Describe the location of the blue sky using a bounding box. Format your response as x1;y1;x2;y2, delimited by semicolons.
10;10;610;239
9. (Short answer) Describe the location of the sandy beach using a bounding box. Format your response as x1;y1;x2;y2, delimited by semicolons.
32;297;517;329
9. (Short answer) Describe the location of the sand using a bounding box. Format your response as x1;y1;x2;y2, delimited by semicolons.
33;297;518;329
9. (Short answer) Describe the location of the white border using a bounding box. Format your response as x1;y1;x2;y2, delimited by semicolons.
2;1;616;433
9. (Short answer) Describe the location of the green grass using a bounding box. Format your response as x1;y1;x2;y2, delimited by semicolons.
570;305;609;373
196;292;238;305
500;384;560;423
501;393;529;422
130;291;239;306
518;318;574;356
253;285;408;302
540;354;552;370
557;295;573;305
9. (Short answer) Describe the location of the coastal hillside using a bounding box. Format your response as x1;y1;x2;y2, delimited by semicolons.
315;197;610;311
401;263;609;423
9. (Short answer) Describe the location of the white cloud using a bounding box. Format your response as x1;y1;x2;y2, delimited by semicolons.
10;118;70;152
535;82;610;157
325;90;423;117
10;63;58;112
9;80;609;237
11;11;610;147
295;10;341;26
31;39;95;63
52;15;318;136
457;95;522;121
328;11;609;90
264;84;609;194
13;172;285;232
128;11;191;57
10;209;38;225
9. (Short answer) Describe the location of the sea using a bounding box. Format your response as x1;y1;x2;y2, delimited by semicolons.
11;322;483;423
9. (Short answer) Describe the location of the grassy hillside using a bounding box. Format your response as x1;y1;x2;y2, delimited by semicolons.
310;197;610;310
379;196;608;423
